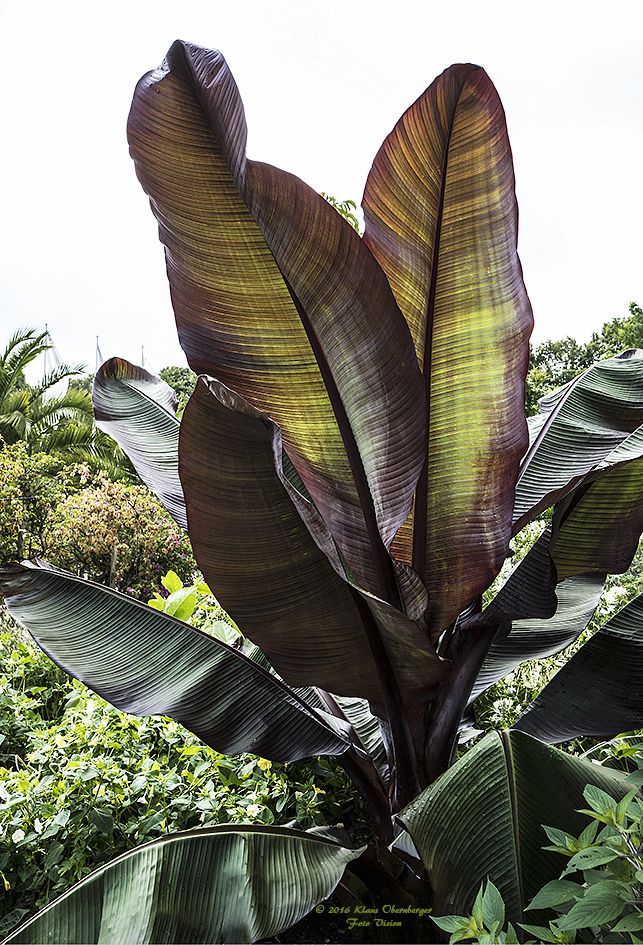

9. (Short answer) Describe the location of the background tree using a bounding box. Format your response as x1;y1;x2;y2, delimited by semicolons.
68;374;94;396
0;334;140;481
45;473;196;598
0;443;190;592
0;443;81;563
0;329;91;452
158;366;197;416
526;301;643;413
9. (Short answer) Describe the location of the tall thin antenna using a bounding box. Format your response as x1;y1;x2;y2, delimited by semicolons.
95;336;104;373
43;323;49;380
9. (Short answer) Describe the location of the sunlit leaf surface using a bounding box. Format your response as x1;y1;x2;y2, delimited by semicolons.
364;64;532;630
5;825;365;944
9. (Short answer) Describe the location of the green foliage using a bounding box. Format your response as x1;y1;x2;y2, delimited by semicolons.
431;744;643;945
0;443;85;564
0;328;92;453
43;475;196;599
158;366;197;416
147;571;242;644
68;374;94;396
586;302;643;362
432;880;520;943
321;193;362;233
0;446;183;595
524;777;643;943
0;330;139;480
0;630;367;936
527;302;643;414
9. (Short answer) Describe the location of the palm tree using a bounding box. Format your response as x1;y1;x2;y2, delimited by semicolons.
0;329;92;449
0;329;138;479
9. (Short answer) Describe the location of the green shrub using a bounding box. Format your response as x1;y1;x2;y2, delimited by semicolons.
432;879;520;943
0;628;367;936
44;475;196;599
521;777;643;943
0;444;82;564
431;741;643;944
0;444;197;601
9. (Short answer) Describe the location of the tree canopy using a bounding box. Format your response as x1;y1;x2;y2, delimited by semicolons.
527;302;643;413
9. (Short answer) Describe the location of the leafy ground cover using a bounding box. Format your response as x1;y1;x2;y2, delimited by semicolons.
0;611;368;937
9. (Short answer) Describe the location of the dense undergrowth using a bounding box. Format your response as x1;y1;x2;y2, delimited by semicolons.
0;610;369;936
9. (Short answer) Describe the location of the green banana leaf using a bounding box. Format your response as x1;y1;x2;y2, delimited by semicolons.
550;454;643;580
470;571;605;704
0;561;352;763
4;824;365;944
515;591;643;743
400;730;629;927
513;350;643;533
92;357;186;528
127;40;427;605
363;63;532;633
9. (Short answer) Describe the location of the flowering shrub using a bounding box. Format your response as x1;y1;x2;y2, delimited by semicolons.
44;475;196;599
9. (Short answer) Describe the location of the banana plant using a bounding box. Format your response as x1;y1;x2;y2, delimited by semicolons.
2;41;643;944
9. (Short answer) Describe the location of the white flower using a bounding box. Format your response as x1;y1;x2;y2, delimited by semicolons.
246;804;262;817
604;586;626;607
11;829;25;843
490;698;514;724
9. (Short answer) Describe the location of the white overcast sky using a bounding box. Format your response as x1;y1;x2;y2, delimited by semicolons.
2;0;642;379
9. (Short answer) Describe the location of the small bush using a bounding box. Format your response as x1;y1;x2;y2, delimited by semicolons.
44;474;196;598
432;741;643;944
0;444;81;564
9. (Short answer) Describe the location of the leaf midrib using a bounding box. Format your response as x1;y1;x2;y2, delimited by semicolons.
500;729;525;920
412;97;459;585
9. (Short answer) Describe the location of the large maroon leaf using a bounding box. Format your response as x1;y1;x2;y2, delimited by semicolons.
0;562;352;763
363;64;532;632
179;377;449;721
127;41;427;604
